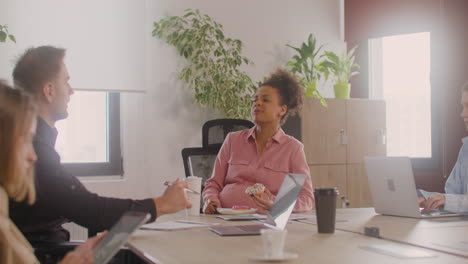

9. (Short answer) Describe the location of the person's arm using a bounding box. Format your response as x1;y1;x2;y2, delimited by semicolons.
290;144;314;212
202;133;232;208
445;150;464;195
443;194;468;213
423;149;465;212
434;148;465;212
37;166;157;231
29;141;157;232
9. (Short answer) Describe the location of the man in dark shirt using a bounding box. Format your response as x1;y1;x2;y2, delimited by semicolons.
10;46;191;243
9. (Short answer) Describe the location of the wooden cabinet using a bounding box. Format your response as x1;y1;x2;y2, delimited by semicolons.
302;98;386;208
310;165;347;209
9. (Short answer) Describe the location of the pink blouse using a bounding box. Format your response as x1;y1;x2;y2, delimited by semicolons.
203;126;314;213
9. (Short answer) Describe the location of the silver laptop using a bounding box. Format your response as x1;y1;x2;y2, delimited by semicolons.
209;173;307;236
364;156;461;218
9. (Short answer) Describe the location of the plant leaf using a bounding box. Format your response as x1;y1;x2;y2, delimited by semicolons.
8;34;16;43
0;31;6;42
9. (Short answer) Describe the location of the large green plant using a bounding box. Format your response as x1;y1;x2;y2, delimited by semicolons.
318;46;360;85
0;24;16;43
286;33;327;106
152;9;255;119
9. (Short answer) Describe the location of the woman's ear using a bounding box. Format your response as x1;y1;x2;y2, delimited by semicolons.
279;105;287;118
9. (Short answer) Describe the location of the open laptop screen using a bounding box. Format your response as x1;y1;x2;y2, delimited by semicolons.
268;173;307;229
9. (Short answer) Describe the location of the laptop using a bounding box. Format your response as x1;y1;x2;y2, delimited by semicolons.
93;211;150;264
364;156;461;218
209;173;307;236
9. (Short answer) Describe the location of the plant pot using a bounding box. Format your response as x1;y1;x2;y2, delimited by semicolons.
334;83;350;99
304;82;317;98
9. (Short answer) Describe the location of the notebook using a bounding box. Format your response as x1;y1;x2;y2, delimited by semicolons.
208;173;307;236
93;211;150;264
364;156;462;218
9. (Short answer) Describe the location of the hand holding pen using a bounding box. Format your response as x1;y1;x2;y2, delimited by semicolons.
164;180;200;194
153;179;192;216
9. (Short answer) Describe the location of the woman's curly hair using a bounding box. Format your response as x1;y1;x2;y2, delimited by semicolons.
260;68;303;125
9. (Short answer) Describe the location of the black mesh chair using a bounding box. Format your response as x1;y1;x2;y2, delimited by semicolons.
181;147;218;186
202;119;254;150
181;147;218;211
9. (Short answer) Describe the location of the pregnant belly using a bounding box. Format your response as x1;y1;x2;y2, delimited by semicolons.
218;183;268;214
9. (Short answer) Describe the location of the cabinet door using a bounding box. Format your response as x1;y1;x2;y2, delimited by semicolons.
347;99;386;164
346;164;373;208
310;164;347;208
302;98;346;165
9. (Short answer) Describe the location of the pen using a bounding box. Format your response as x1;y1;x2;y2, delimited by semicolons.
163;181;200;195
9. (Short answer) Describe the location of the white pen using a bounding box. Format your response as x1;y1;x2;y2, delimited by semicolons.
163;181;200;195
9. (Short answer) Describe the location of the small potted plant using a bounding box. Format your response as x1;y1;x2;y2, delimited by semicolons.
318;46;359;99
286;33;327;106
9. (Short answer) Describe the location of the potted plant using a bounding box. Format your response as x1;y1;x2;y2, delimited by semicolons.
286;33;327;106
152;9;255;119
0;24;16;43
318;46;359;99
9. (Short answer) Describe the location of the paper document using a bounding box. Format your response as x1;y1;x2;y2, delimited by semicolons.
141;220;218;231
216;214;267;221
289;213;315;221
359;244;437;259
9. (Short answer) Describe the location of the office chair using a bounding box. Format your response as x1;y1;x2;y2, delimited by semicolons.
202;119;254;150
181;147;218;185
181;147;218;211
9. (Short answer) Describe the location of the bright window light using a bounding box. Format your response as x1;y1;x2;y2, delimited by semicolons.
369;32;431;158
55;91;108;163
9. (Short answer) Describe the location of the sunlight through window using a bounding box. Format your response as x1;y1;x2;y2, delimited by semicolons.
55;91;108;163
369;32;431;158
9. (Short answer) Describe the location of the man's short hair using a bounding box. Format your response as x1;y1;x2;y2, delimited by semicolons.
463;81;468;93
13;46;66;95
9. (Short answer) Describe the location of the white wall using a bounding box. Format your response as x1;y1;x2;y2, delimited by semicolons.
0;0;146;91
1;0;344;200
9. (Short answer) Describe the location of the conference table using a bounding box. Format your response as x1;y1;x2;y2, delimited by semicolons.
127;208;468;263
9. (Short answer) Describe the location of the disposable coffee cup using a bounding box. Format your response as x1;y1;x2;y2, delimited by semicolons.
260;229;287;258
185;176;202;215
314;188;339;233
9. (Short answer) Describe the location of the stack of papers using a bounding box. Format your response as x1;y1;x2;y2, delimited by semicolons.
141;220;218;231
216;214;267;221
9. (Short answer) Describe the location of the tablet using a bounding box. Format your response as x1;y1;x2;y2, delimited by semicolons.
93;211;150;264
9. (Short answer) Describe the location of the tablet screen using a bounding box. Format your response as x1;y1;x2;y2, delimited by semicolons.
93;211;150;264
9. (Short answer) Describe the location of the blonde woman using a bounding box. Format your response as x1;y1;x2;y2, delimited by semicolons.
0;81;104;264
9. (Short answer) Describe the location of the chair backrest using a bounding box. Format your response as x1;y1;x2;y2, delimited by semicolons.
181;147;218;186
202;119;254;150
181;147;218;211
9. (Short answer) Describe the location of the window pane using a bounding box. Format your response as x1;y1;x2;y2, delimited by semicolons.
369;32;431;158
56;91;108;163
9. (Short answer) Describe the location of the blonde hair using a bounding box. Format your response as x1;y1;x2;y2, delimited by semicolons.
0;81;37;204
